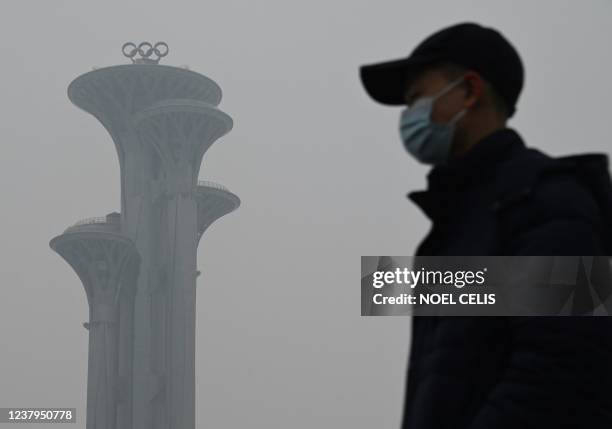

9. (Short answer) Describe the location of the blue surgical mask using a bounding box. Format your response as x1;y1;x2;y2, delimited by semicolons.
399;77;467;165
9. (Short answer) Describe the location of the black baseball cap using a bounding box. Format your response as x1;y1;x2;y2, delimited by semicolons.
359;22;524;117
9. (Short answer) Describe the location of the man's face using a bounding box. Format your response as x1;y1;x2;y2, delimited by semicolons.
402;68;467;124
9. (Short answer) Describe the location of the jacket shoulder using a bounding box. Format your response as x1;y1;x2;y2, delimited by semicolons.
492;150;607;254
525;167;601;223
491;148;600;220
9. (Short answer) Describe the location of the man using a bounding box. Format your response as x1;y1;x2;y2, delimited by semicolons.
359;22;612;428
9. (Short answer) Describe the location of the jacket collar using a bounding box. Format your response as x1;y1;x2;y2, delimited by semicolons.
407;127;527;220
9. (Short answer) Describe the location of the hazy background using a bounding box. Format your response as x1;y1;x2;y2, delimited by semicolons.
1;0;611;427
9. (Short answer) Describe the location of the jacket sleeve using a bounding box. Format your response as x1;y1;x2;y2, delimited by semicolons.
467;172;612;428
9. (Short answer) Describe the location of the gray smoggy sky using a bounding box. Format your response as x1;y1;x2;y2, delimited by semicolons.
1;1;611;427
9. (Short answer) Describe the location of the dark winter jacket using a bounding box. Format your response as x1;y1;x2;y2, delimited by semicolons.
401;127;612;429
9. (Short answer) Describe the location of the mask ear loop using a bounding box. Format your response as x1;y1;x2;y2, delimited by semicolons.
435;76;468;125
405;76;466;116
433;75;466;101
450;108;467;125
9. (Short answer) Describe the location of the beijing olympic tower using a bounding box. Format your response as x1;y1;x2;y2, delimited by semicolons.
49;42;240;429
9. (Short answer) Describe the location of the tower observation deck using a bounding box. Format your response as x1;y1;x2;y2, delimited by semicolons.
50;42;240;429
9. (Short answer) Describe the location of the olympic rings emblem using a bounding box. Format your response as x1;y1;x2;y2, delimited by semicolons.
122;42;169;63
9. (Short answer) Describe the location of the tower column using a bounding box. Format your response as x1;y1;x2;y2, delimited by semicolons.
50;219;140;429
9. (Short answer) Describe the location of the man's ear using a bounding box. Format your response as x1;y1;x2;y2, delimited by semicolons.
462;71;484;109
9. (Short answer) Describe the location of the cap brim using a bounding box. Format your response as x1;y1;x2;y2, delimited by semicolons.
359;54;441;105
